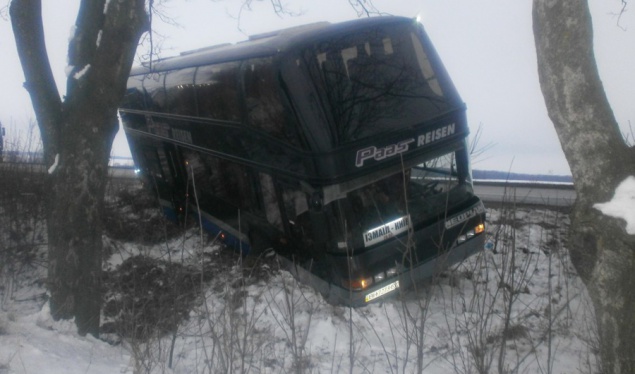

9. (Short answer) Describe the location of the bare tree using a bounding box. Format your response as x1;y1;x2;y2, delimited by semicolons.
10;0;148;336
533;1;635;372
7;0;377;338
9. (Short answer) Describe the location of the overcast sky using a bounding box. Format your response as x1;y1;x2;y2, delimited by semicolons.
0;0;633;175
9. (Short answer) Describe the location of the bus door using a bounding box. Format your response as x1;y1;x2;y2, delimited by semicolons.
276;181;329;262
134;144;180;220
142;142;187;218
253;173;307;255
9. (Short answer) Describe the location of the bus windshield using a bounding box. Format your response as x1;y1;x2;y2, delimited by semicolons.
286;148;474;252
303;23;456;145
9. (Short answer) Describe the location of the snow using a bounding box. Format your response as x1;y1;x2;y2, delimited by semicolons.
47;154;59;174
73;64;91;80
103;0;112;15
0;203;597;374
0;306;132;374
96;30;103;48
593;175;635;234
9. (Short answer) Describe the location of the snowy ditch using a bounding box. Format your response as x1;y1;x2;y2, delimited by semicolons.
0;183;598;374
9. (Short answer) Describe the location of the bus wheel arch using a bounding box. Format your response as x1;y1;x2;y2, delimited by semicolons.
248;229;273;255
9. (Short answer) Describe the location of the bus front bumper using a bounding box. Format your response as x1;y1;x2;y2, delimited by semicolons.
279;233;485;307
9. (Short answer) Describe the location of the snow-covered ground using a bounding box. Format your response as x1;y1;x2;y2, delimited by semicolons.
1;187;598;374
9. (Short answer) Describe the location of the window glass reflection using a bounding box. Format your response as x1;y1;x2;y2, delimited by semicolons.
305;24;451;145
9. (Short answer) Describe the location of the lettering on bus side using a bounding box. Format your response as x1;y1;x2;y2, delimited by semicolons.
172;128;193;144
147;119;170;138
354;123;457;168
355;139;415;167
145;116;193;145
417;123;456;147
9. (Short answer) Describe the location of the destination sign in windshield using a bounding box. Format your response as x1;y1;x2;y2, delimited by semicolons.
362;215;411;247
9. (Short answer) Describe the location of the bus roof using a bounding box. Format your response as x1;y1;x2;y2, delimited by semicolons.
130;16;418;75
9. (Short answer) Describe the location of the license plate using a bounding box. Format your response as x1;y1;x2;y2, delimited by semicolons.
365;280;400;302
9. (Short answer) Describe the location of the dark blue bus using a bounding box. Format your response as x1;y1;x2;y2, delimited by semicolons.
119;16;485;306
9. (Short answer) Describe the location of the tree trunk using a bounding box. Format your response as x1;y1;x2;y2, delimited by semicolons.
533;1;635;372
46;111;119;336
10;0;148;336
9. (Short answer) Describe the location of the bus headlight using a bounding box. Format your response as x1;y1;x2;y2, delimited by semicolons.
457;223;485;245
343;277;373;291
374;272;386;283
386;267;398;277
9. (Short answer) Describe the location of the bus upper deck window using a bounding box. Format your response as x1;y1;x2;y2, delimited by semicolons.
195;62;241;121
411;32;443;96
381;38;394;55
244;57;302;147
143;72;168;112
165;67;197;115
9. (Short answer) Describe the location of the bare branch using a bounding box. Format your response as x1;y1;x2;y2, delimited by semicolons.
1;4;9;21
149;0;178;25
347;0;382;17
608;0;631;30
617;0;629;29
265;0;303;17
228;0;305;34
134;0;175;67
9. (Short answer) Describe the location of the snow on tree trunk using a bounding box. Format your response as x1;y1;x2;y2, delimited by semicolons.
10;0;148;337
533;1;635;372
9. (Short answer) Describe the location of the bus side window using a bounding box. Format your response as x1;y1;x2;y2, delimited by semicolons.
259;173;283;231
410;32;443;97
211;159;258;212
123;75;146;110
183;151;215;200
243;58;301;147
143;72;168;113
165;67;198;115
195;62;241;121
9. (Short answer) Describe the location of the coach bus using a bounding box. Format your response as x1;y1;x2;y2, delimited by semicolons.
119;16;486;306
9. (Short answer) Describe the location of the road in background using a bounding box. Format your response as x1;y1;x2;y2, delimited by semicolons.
474;180;575;207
